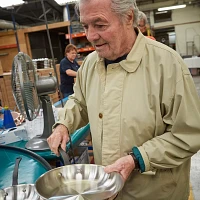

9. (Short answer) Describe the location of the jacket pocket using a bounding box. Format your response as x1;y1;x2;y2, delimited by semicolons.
158;169;177;194
119;169;177;200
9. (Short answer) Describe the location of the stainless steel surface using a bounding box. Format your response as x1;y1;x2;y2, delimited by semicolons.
0;184;40;200
0;156;41;200
35;164;124;200
25;137;50;150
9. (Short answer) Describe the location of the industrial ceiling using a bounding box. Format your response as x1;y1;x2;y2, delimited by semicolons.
0;0;200;29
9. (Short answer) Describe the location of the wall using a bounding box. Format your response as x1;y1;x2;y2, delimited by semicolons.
0;31;18;72
0;21;70;74
29;31;63;63
150;5;200;56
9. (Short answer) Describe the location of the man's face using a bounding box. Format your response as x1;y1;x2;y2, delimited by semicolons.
79;0;131;60
138;19;147;34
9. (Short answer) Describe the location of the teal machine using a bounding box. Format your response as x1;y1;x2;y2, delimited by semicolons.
8;123;90;160
0;51;91;190
0;123;90;189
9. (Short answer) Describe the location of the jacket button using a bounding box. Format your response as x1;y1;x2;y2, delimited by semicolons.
99;113;103;118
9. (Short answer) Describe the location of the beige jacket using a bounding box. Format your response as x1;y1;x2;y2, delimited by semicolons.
57;30;200;200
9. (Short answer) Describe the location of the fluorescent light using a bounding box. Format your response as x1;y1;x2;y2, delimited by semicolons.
54;0;78;5
158;4;186;11
1;0;24;8
155;11;168;14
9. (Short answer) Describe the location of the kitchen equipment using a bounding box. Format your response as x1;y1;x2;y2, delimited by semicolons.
11;52;57;150
0;184;39;200
0;157;40;200
0;145;52;190
35;164;124;200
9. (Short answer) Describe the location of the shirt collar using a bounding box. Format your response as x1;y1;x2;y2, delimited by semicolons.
104;54;128;67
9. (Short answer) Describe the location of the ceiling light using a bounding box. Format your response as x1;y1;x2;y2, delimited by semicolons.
155;11;168;14
54;0;78;5
1;0;24;8
158;4;186;11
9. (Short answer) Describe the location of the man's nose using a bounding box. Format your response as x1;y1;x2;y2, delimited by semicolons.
85;27;99;42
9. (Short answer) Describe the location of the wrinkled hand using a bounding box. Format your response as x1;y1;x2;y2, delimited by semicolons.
104;155;135;181
47;124;69;156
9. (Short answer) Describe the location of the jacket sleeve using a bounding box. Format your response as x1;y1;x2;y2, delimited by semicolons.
137;61;200;172
54;59;89;134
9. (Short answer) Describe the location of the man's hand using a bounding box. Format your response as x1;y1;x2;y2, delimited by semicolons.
104;155;135;181
47;124;69;156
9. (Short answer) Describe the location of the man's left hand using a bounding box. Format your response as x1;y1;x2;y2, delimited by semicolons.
104;155;135;181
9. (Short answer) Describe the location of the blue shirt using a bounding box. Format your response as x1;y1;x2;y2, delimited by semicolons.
60;57;80;94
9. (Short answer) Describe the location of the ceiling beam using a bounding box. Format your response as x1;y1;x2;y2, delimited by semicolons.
0;8;46;22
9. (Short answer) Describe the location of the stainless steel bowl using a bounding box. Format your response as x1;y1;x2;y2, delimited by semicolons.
35;164;124;200
0;184;40;200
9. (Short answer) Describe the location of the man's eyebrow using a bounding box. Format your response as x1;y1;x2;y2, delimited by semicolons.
93;18;106;23
81;18;107;25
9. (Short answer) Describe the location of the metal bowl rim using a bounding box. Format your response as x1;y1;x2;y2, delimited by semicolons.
35;164;124;199
35;164;106;182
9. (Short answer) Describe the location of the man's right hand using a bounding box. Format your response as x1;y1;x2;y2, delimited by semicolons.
47;124;69;156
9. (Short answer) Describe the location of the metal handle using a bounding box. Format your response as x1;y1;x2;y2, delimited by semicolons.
0;189;6;200
58;147;71;166
12;157;22;186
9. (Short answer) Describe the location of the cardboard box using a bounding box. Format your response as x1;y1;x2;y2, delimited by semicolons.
75;146;90;164
66;146;90;165
0;61;3;75
0;126;28;145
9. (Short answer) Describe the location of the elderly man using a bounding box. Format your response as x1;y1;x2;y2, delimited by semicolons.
47;0;200;199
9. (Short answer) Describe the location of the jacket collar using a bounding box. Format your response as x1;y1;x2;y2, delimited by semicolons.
96;28;146;73
120;28;145;73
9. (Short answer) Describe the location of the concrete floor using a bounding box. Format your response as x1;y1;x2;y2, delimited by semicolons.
193;76;200;96
190;75;200;200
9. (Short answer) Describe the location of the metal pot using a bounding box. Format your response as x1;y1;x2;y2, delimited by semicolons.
0;184;40;200
35;148;124;200
0;157;40;200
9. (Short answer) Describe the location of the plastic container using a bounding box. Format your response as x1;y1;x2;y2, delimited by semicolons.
3;107;16;129
0;119;3;129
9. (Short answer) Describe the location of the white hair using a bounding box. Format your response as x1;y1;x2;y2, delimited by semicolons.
75;0;139;26
137;11;148;25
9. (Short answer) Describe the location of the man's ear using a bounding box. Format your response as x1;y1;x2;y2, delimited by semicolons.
126;9;134;26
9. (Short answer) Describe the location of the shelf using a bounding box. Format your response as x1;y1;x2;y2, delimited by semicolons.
66;32;86;39
78;47;95;53
65;32;95;54
0;44;17;50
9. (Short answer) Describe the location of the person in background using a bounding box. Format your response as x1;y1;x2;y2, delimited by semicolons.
137;10;156;40
137;11;148;34
47;0;200;199
60;44;80;98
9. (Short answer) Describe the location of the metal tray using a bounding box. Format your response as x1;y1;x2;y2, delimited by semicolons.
35;164;124;200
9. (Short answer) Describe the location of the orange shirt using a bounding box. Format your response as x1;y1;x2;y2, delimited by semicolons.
146;36;156;40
